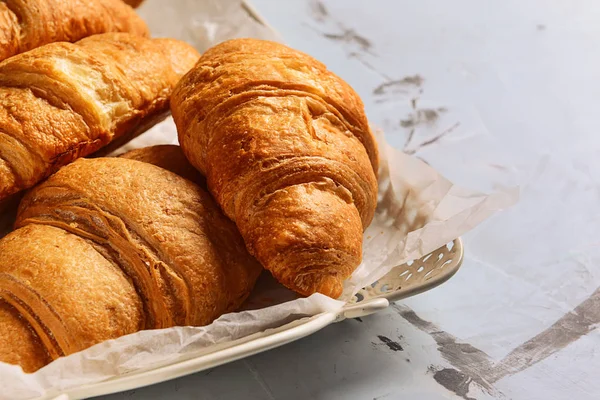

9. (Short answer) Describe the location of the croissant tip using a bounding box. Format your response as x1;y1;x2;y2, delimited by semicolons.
314;274;344;299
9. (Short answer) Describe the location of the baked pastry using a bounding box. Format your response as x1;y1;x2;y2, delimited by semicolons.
0;224;144;373
172;38;378;298
0;0;148;62
0;33;200;201
0;156;262;372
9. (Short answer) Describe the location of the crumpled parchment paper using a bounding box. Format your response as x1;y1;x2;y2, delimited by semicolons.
0;1;518;399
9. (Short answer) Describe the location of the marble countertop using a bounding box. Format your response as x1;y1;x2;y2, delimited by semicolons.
103;1;600;399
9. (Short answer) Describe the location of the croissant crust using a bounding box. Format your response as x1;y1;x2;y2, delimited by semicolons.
0;0;149;62
172;38;379;298
0;155;261;372
0;32;200;201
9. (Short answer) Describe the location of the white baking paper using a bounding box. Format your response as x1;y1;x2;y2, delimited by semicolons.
0;1;518;399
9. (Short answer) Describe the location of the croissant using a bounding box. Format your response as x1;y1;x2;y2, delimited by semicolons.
0;0;148;62
172;39;379;298
0;153;262;372
0;32;200;201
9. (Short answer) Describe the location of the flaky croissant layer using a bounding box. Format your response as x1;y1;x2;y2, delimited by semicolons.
0;32;200;201
172;38;379;298
0;0;149;62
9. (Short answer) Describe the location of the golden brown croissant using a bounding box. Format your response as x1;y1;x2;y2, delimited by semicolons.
0;0;148;62
0;154;262;372
0;32;200;201
172;39;378;298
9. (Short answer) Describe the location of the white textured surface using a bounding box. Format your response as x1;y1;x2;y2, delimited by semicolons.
101;0;600;399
